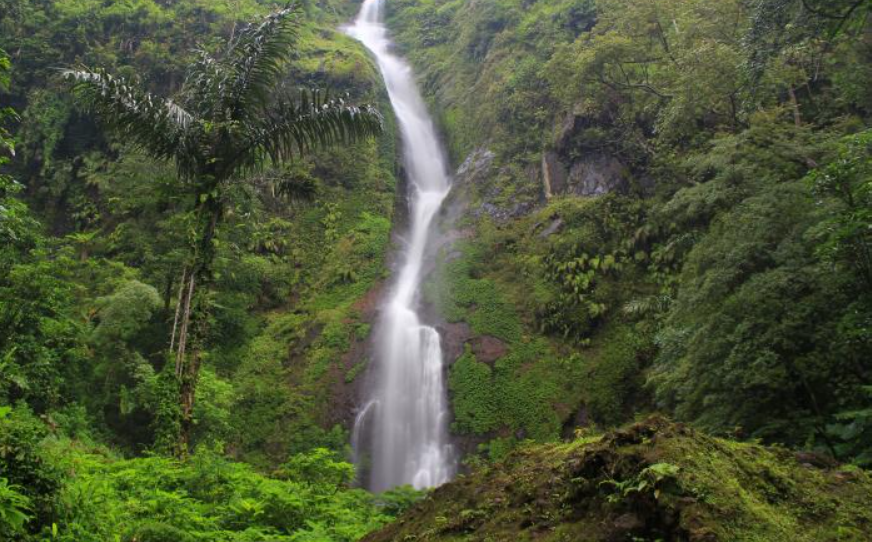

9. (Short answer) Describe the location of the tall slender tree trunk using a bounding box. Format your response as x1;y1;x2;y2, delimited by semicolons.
169;192;221;458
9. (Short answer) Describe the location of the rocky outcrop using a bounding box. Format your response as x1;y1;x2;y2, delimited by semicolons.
541;105;636;199
469;335;508;365
474;200;535;221
439;321;473;366
455;147;496;185
542;150;567;198
455;142;629;221
541;149;629;199
438;322;508;367
567;153;629;196
454;147;537;221
539;217;564;238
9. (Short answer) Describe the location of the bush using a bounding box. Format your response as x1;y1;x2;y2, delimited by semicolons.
0;406;61;534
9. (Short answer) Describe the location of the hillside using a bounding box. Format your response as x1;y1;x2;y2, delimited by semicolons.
1;0;872;540
0;1;412;539
365;417;872;541
0;0;397;465
385;0;872;464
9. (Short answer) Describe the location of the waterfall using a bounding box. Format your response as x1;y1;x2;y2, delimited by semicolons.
346;0;454;492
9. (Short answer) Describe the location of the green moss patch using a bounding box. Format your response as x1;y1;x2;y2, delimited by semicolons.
363;417;872;542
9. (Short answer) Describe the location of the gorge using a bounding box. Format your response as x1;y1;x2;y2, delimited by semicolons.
2;0;872;539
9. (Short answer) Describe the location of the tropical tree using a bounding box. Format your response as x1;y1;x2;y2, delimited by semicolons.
62;3;383;456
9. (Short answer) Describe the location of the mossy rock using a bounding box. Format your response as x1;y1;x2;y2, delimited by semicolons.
363;416;872;541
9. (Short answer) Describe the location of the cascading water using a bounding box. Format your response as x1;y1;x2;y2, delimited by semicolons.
346;0;454;492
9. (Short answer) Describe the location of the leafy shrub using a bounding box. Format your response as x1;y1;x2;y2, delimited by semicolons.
0;406;61;532
0;476;31;538
125;522;195;542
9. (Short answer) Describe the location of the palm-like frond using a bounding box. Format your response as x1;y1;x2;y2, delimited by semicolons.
62;68;196;169
64;5;381;183
243;88;383;169
223;2;302;120
184;47;226;120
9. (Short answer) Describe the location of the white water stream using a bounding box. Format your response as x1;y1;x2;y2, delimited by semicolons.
346;0;454;492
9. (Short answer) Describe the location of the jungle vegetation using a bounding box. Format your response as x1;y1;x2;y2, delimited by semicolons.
1;0;872;540
387;0;872;467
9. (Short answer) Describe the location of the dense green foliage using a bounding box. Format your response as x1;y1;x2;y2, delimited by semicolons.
3;0;872;539
0;405;415;541
389;0;872;464
0;0;412;539
62;2;382;456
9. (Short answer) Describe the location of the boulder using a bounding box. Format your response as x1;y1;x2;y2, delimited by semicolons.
469;335;508;364
566;153;629;196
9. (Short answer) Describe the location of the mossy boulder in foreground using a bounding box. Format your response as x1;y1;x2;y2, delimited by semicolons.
364;417;872;541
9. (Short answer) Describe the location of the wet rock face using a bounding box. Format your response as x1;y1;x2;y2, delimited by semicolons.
541;149;629;198
331;282;386;431
439;322;473;366
542;151;568;197
454;147;536;221
456;147;496;185
458;142;629;223
544;106;634;198
567;153;629;196
475;200;535;221
453;115;636;226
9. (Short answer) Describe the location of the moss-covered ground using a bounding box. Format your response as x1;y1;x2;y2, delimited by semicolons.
364;417;872;541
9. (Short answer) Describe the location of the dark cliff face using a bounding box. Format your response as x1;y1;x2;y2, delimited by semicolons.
364;417;872;542
542;149;631;199
445;131;634;223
